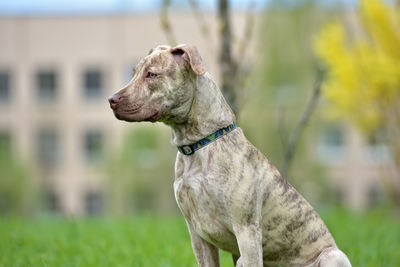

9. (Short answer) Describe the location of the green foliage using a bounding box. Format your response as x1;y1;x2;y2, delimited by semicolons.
105;125;178;215
0;208;399;266
320;206;400;266
0;144;38;216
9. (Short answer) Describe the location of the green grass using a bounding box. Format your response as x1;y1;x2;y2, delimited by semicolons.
0;208;399;266
319;207;400;266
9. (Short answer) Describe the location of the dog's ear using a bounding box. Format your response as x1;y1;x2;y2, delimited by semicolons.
171;44;206;75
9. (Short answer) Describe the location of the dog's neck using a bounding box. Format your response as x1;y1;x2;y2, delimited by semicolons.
170;72;236;146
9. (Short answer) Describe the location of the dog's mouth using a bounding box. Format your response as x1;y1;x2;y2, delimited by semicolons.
144;111;161;122
109;94;163;123
113;108;161;123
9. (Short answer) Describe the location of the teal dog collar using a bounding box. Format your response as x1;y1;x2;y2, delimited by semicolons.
177;123;237;156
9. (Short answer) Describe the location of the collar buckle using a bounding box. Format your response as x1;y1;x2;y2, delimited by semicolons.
180;145;194;155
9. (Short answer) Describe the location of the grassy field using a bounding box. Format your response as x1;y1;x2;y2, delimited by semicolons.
0;207;399;266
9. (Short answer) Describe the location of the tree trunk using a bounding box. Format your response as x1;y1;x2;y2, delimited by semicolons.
218;0;239;115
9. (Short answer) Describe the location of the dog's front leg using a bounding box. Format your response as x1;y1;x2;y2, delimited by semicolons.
187;223;220;267
233;224;263;267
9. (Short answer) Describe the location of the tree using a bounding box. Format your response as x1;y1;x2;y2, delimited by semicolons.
315;0;400;204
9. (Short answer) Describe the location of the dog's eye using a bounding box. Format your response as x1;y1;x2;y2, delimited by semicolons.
146;72;157;78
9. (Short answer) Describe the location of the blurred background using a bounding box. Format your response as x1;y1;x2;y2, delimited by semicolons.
2;0;400;265
0;0;399;227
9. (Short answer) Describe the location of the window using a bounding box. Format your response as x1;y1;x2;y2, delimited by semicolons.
324;126;343;146
85;191;103;215
365;128;390;164
317;124;345;164
0;72;10;102
37;71;57;102
44;190;59;213
84;130;103;162
83;69;103;99
37;129;60;167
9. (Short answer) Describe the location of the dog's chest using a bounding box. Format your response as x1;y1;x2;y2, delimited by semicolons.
174;174;238;253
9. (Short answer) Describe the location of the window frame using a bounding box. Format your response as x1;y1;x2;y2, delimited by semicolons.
36;127;61;167
317;124;346;165
0;71;11;103
83;129;103;163
36;70;58;102
83;68;104;100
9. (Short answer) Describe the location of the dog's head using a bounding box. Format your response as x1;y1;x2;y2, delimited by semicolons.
108;44;206;124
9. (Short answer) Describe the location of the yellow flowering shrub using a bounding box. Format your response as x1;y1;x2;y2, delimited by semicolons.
314;0;400;132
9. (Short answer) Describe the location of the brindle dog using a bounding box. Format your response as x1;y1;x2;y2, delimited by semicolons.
108;44;352;267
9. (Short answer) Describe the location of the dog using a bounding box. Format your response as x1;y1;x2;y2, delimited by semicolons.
108;44;352;267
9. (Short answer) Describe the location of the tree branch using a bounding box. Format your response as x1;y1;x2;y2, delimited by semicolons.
277;106;289;154
218;0;239;114
280;73;324;178
160;0;178;46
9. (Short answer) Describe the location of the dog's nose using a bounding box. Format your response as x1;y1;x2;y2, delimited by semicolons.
108;94;121;109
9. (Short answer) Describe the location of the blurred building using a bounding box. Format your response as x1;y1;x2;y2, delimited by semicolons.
0;12;390;215
316;122;393;209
